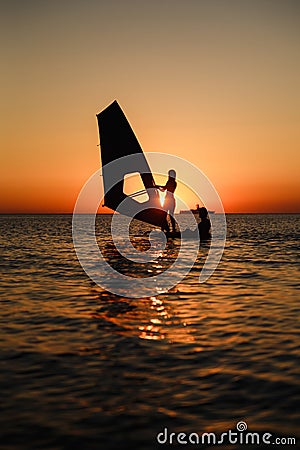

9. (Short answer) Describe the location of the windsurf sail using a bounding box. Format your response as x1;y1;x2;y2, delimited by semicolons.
96;100;167;227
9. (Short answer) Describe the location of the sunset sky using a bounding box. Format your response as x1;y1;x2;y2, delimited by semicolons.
1;0;299;213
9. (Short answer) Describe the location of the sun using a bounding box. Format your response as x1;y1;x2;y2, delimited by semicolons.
159;191;165;207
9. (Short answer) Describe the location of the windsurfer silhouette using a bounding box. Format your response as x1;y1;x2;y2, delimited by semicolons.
156;169;177;233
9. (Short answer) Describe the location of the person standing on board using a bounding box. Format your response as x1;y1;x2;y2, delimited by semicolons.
156;169;177;233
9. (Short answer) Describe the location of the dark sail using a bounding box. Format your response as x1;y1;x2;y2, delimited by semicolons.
96;101;167;227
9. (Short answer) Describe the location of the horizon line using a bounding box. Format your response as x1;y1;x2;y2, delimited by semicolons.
0;212;299;215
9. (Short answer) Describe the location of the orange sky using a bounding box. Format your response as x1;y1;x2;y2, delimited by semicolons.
1;1;299;213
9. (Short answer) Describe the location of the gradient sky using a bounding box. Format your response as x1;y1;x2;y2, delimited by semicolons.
1;0;299;213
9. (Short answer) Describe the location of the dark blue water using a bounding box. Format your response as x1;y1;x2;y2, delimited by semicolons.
0;214;299;449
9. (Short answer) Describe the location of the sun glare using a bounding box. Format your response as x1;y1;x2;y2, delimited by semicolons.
159;191;165;207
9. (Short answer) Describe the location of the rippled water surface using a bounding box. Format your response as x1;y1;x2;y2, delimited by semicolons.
0;214;299;449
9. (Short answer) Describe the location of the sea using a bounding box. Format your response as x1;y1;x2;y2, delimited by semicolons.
0;214;299;450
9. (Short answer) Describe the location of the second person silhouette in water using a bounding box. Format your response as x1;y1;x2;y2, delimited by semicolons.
156;169;177;233
197;206;211;240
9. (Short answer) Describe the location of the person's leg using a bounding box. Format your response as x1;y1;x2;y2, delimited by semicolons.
161;217;170;233
170;214;176;232
162;195;171;233
169;199;176;232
